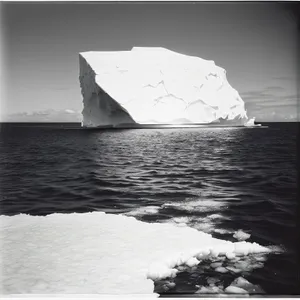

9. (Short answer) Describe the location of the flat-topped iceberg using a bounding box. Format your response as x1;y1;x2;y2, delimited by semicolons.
79;47;248;127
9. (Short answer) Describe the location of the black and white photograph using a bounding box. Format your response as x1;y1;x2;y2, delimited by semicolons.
0;0;299;297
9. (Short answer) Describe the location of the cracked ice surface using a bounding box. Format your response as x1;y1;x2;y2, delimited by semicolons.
79;47;248;127
1;212;271;295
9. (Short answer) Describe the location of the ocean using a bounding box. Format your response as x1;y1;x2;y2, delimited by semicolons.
0;122;299;296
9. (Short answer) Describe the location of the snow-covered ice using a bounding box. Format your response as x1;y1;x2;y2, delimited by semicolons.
233;230;251;241
196;285;223;294
79;47;249;127
229;277;264;294
0;212;274;296
215;266;229;273
214;228;234;234
225;285;248;294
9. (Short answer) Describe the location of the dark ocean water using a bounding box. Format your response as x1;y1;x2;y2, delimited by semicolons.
0;122;299;296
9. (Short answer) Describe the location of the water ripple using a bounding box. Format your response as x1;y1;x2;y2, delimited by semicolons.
0;124;298;294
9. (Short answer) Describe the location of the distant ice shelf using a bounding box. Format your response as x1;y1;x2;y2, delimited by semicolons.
79;47;249;128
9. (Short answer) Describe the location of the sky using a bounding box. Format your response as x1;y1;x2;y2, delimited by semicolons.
0;1;299;122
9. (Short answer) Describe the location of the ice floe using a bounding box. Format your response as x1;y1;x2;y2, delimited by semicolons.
233;229;251;241
0;212;275;296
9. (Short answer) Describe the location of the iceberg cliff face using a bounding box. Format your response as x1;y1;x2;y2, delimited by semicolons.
79;47;248;127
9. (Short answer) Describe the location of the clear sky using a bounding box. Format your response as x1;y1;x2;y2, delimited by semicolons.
1;2;299;122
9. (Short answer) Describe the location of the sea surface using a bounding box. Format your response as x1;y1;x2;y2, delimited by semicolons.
0;122;299;296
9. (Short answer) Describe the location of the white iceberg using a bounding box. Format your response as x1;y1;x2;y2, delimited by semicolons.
79;47;249;127
0;212;274;296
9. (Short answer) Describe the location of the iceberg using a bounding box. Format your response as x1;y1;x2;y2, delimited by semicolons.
79;47;248;127
0;212;274;295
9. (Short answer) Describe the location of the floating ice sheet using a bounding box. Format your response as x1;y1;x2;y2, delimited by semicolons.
1;212;273;296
